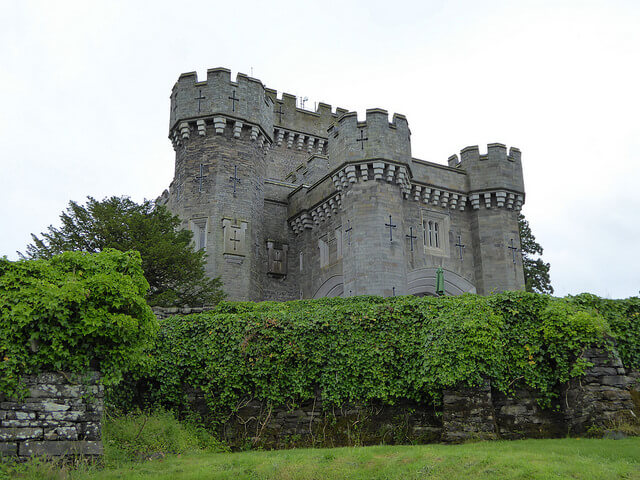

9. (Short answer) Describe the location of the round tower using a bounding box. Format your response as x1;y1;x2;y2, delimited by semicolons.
328;109;412;296
167;68;274;301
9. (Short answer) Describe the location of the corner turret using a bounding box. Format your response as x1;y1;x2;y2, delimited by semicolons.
327;109;411;171
169;68;274;144
457;143;524;194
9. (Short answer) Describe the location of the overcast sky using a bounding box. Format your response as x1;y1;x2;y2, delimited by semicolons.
1;0;638;298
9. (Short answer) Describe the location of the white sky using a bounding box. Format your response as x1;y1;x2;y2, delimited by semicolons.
1;0;638;298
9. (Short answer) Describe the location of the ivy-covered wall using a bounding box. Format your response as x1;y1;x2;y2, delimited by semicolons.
121;293;640;447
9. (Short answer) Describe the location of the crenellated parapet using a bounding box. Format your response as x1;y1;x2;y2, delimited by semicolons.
449;143;525;196
327;109;411;170
265;88;348;138
169;67;274;146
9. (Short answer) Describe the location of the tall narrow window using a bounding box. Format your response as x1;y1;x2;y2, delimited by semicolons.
191;219;207;251
318;237;329;267
198;228;206;251
299;252;303;272
428;221;434;247
335;227;343;259
434;222;440;248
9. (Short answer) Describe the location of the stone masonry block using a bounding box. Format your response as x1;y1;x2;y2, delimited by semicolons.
19;440;103;457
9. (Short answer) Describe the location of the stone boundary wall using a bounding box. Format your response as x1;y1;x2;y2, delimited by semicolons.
152;306;215;320
564;348;637;434
186;347;638;448
0;372;103;459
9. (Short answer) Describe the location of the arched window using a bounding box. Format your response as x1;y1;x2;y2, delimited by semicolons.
434;222;440;248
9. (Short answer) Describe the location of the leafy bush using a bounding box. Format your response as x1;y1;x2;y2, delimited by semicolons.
567;293;640;370
0;250;158;397
110;291;631;420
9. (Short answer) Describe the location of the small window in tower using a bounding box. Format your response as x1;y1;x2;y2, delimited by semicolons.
190;218;208;251
427;221;434;247
422;210;450;257
318;236;329;268
335;227;343;259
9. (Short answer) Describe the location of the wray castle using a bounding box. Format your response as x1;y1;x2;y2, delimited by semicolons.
157;68;526;301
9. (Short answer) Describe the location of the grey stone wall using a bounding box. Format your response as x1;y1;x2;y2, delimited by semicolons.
564;348;637;434
442;380;498;442
493;388;564;440
187;393;442;449
0;372;103;459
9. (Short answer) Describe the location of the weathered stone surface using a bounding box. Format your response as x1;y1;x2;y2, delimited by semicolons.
78;422;101;441
19;440;103;457
0;442;18;456
441;380;498;443
565;348;637;434
0;427;43;441
0;372;103;459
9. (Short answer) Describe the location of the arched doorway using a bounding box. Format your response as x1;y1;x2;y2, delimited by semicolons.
407;268;476;296
313;275;344;299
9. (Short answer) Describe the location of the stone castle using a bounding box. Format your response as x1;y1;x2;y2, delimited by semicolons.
157;67;526;301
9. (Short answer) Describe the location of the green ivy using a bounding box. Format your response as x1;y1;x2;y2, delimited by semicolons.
567;293;640;369
0;250;158;397
111;291;637;421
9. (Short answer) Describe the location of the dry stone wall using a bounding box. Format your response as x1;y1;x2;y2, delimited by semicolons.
181;346;638;448
564;348;637;434
0;372;103;459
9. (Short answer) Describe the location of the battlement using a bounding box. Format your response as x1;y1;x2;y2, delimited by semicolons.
326;108;411;169
264;88;349;138
170;68;274;138
453;143;522;164
449;143;524;194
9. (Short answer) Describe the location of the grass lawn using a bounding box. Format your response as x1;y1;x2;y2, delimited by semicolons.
5;437;640;480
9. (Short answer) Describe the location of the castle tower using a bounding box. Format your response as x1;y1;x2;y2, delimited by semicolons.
166;68;274;301
457;143;525;293
328;109;413;296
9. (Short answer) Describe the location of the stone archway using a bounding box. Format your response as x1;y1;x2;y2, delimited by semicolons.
313;275;344;299
407;267;476;296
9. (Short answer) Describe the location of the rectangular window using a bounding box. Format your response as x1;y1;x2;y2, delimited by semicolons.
422;210;450;257
335;227;343;259
318;237;329;267
190;218;208;251
299;252;303;272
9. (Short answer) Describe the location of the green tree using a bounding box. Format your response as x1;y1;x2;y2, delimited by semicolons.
24;196;225;307
518;213;553;294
